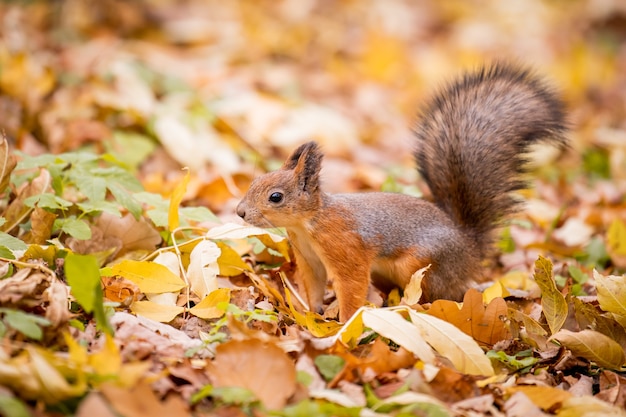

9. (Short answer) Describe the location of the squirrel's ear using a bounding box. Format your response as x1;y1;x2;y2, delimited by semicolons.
283;141;322;193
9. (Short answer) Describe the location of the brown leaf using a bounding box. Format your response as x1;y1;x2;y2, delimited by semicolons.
76;392;117;417
428;288;510;346
24;206;56;244
0;268;49;306
43;280;71;327
0;132;17;195
208;338;297;409
100;383;189;417
2;169;52;233
550;329;626;369
66;212;161;260
97;212;162;256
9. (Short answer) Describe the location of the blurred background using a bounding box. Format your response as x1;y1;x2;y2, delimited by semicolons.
1;0;625;215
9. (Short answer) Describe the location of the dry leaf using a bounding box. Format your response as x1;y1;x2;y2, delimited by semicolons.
209;338;297;409
550;329;626;370
186;239;220;298
401;264;428;305
534;256;567;335
361;308;435;364
428;289;509;346
406;309;495;376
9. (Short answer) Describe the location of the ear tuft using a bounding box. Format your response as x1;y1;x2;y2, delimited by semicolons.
283;141;323;193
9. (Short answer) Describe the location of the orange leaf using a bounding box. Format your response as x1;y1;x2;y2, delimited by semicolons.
428;288;510;346
168;168;189;232
208;339;296;410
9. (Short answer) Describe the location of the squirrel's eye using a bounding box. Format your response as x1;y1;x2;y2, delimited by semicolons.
269;192;283;203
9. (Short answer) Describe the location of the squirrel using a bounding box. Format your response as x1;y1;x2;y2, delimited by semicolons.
236;63;567;322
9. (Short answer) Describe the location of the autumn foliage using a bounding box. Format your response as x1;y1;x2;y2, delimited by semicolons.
0;1;626;416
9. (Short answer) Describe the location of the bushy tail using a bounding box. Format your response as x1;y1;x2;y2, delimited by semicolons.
415;63;567;257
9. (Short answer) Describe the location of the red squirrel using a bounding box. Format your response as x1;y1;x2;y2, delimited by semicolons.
236;64;567;322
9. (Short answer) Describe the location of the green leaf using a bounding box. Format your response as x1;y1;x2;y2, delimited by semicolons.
0;232;27;251
77;201;122;217
65;253;113;334
180;206;220;223
134;192;169;227
54;218;91;240
568;265;588;284
486;349;538;371
65;253;100;312
74;175;107;202
582;147;610;180
24;193;72;210
581;237;610;268
108;183;142;220
314;354;345;382
0;393;32;417
0;309;50;340
106;131;156;170
534;256;567;335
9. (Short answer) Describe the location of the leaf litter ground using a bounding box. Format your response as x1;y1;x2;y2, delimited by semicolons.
1;1;626;416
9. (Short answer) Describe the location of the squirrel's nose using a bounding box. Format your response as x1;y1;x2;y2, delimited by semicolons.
236;202;246;219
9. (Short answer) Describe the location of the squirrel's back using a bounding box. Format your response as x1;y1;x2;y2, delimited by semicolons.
415;63;567;257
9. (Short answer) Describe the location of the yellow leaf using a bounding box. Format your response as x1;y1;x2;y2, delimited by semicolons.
594;270;626;317
506;385;571;411
482;280;510;304
111;260;186;294
560;396;626;417
304;311;343;338
534;256;567;335
338;310;365;347
131;300;185;322
406;308;495;376
401;264;428;306
89;334;121;376
362;308;435;364
189;288;231;319
283;287;341;337
216;241;253;276
168;168;189;232
550;329;626;369
608;218;626;256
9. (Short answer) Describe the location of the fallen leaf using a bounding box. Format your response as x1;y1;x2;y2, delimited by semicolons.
534;256;567;335
131;300;185;323
100;383;189;417
3;169;52;233
189;288;230;319
401;264;428;305
594;270;626;319
186;240;220;298
505;385;570;411
208;338;297;409
428;288;509;347
111;260;186;294
406;308;495;376
361;308;435;364
206;222;290;261
168;168;189;232
550;329;625;369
